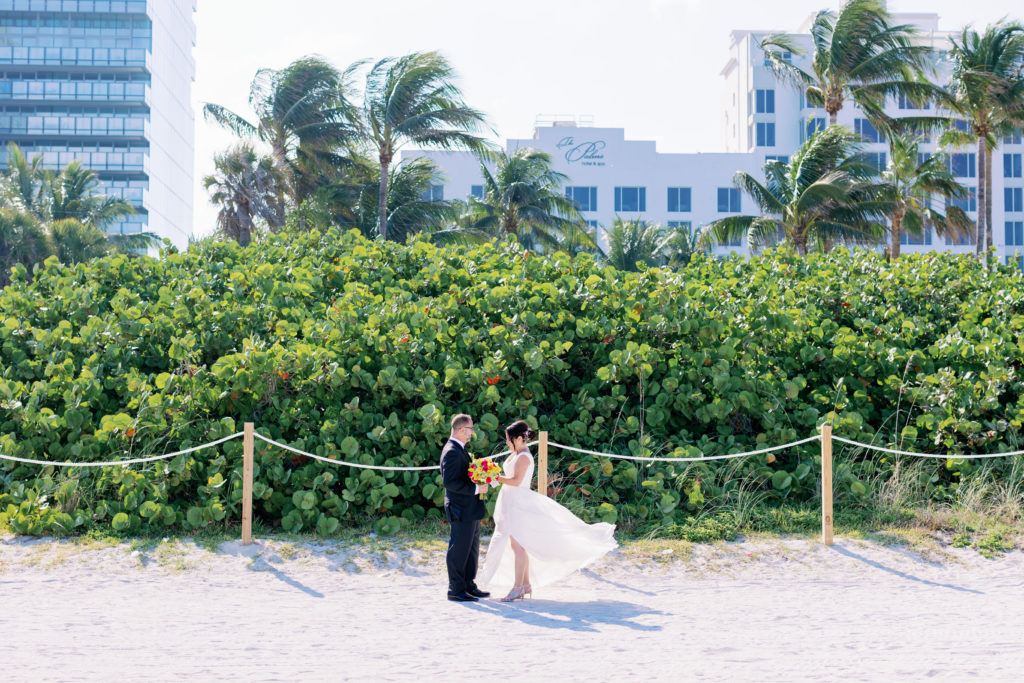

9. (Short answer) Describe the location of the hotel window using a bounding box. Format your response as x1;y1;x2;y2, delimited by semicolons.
803;91;820;109
945;230;974;246
717;187;741;213
897;94;930;110
901;229;932;245
755;89;775;114
1004;154;1022;178
470;184;484;199
763;50;791;67
917;152;932;167
1007;255;1024;272
667;220;692;231
949;188;977;213
854;118;884;143
667;187;691;212
765;155;788;164
1004;130;1023;145
565;186;598;211
1007;187;1024;212
860;152;887;172
1006;221;1024;246
950;153;976;178
422;184;444;202
585;220;599;228
802;117;825;142
756;122;775;147
614;187;646;212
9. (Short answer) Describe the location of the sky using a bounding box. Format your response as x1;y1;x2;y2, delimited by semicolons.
189;0;1019;238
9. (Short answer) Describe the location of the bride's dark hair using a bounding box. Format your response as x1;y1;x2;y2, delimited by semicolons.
505;420;537;443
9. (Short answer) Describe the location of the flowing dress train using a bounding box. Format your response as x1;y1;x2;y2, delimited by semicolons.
477;450;617;589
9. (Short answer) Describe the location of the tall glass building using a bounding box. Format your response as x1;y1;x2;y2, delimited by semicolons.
0;0;196;247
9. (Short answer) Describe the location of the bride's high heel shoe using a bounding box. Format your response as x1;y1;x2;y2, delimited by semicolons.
501;584;530;602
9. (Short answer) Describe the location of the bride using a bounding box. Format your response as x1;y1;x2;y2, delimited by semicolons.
477;420;618;601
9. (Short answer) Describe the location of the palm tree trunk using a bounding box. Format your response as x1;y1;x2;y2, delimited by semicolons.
378;155;391;240
239;199;253;247
890;211;902;259
828;110;838;127
976;135;986;259
985;143;993;269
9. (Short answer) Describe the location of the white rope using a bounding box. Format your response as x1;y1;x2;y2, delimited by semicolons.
547;435;821;462
253;434;537;470
832;436;1024;459
0;432;245;468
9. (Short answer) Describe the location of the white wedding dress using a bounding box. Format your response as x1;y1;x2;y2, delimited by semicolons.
477;450;618;589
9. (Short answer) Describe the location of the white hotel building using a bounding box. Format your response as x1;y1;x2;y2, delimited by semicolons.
406;12;1024;266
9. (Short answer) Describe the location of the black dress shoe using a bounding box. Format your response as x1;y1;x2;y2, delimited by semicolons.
447;592;479;602
467;588;490;598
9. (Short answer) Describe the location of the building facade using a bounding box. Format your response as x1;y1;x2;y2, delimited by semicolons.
407;12;1023;266
0;0;196;248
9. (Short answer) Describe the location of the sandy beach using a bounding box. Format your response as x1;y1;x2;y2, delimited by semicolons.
1;532;1022;682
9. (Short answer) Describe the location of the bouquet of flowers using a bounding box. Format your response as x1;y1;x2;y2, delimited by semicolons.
468;458;501;499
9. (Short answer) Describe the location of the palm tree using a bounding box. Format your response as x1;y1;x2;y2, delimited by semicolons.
0;208;48;287
1;143;156;261
203;56;359;207
660;223;705;269
0;143;45;215
459;148;592;251
361;51;492;240
881;132;973;258
203;144;286;246
700;127;889;256
604;218;672;271
41;161;134;227
761;0;940;128
943;22;1024;260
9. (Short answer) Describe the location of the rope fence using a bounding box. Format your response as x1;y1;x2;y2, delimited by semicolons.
2;422;1023;547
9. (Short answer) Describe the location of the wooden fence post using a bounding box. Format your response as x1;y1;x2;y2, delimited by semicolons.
538;431;549;497
242;422;254;545
821;424;833;546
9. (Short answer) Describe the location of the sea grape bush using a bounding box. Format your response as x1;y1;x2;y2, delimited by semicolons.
1;229;1022;536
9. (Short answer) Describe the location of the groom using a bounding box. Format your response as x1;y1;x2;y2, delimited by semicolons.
440;413;491;602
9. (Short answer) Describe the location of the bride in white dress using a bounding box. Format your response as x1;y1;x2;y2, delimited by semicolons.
477;420;618;601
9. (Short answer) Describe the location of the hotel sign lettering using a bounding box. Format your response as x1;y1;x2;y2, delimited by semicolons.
556;136;606;166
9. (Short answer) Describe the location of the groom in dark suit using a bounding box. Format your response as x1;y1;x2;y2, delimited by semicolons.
441;413;491;602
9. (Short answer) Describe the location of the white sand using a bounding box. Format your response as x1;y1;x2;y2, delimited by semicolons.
1;533;1023;681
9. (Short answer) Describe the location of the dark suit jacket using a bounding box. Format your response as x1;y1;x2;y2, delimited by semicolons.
440;438;486;522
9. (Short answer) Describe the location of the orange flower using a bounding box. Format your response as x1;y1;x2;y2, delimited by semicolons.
125;428;136;438
398;336;410;344
278;370;290;380
486;376;500;385
602;336;614;343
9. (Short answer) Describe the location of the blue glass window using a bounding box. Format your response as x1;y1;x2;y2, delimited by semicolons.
1004;154;1022;178
565;186;598;212
854;118;884;143
1006;221;1024;246
755;89;775;114
1007;187;1024;212
950;153;976;178
614;187;645;212
667;187;691;213
717;188;741;213
422;184;444;202
756;122;775;147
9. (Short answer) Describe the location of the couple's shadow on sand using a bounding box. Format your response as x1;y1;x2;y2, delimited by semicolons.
466;570;666;632
468;596;666;632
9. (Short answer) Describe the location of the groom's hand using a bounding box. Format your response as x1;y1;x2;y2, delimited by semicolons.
476;484;488;495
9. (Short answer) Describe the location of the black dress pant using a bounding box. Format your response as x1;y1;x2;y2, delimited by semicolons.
446;517;481;595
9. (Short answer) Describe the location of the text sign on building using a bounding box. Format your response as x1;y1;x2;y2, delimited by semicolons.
557;136;606;166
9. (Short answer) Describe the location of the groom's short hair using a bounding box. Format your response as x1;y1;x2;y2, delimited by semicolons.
450;414;472;432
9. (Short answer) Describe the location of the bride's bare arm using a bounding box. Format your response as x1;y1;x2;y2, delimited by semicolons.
498;456;531;487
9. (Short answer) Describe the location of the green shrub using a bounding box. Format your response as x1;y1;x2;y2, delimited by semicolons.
1;228;1022;535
